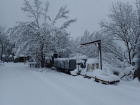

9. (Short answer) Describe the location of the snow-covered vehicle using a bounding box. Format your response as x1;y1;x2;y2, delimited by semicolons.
80;58;120;84
45;54;87;73
54;58;76;72
81;68;120;84
92;69;120;84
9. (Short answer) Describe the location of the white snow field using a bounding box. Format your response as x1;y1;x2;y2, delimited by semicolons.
0;63;140;105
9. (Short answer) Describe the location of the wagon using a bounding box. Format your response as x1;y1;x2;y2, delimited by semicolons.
54;58;76;72
92;69;120;84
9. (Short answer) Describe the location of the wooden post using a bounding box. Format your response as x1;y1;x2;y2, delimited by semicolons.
98;41;102;70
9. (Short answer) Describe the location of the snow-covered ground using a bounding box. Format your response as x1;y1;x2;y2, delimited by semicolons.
0;63;140;105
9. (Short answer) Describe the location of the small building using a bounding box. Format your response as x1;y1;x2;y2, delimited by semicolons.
14;55;29;63
86;58;99;72
80;58;100;78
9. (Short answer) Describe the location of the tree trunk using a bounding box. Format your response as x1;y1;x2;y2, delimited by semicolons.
41;52;45;68
0;43;3;61
40;45;45;68
126;42;132;64
128;50;131;64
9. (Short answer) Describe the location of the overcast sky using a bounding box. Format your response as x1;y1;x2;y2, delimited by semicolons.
0;0;134;38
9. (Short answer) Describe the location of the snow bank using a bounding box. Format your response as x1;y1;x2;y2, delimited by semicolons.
86;71;93;77
123;66;134;75
80;68;87;75
70;69;79;76
102;61;118;74
120;66;135;80
1;63;140;105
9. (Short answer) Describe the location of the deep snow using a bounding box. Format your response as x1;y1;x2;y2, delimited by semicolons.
0;63;140;105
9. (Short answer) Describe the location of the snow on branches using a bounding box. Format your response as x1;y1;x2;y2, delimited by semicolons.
100;1;140;64
9;0;76;68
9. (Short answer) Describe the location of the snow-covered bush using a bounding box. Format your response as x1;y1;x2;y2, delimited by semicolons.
120;66;135;81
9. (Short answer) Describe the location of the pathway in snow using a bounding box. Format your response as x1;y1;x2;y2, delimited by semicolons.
0;63;140;105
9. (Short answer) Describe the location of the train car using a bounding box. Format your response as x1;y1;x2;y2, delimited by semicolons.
46;54;86;73
54;58;76;71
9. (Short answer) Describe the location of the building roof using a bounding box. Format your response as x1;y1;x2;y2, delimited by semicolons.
86;58;98;64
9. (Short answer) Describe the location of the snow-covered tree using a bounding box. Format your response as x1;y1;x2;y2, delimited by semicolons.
0;26;6;60
79;30;98;58
76;30;124;68
9;0;76;68
0;26;8;60
131;0;140;59
100;1;140;64
0;26;14;62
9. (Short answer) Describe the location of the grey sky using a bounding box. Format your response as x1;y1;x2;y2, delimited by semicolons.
0;0;134;38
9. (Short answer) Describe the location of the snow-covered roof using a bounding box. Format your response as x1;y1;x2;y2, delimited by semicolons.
86;58;98;64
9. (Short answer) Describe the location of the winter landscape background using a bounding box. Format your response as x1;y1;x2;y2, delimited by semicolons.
0;0;140;105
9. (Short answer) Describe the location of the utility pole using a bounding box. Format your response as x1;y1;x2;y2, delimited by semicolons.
80;40;102;70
